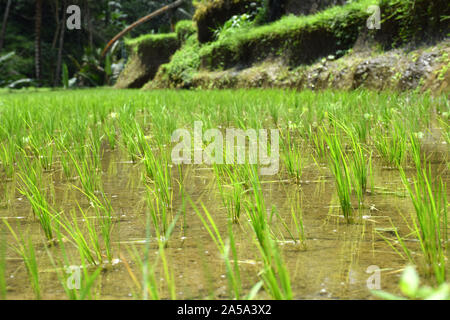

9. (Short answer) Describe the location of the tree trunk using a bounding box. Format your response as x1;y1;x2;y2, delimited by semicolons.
35;0;43;82
0;0;12;51
54;0;67;86
87;1;93;47
52;0;60;49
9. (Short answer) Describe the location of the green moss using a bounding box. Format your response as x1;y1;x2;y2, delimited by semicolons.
193;0;259;22
175;20;197;43
378;0;449;48
116;33;180;88
152;35;202;88
125;33;178;52
197;0;378;69
149;0;449;88
153;0;377;87
193;0;262;42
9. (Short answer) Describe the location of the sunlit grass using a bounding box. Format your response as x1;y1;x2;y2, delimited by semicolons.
398;135;448;284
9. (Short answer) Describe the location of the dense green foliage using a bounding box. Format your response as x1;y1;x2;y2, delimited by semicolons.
0;0;194;88
126;32;178;50
155;0;377;87
175;19;197;42
379;0;450;47
151;0;449;88
153;34;201;87
193;0;262;42
2;0;447;89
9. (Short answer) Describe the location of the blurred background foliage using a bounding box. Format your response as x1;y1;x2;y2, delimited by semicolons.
0;0;195;88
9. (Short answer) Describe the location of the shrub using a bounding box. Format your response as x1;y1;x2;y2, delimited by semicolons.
378;0;450;47
193;0;262;42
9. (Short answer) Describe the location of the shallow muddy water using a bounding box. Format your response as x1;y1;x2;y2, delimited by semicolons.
1;142;448;300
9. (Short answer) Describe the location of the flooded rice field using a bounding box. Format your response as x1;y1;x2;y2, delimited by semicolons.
0;89;448;300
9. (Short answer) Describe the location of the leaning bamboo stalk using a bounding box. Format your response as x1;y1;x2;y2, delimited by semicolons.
101;0;185;58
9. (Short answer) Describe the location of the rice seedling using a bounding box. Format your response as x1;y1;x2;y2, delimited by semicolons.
87;128;103;171
353;113;372;144
55;192;114;266
58;150;75;180
118;117;142;163
337;121;371;205
46;228;102;300
63;143;102;198
136;120;173;214
16;167;56;242
0;88;447;300
0;141;16;179
373;118;408;167
270;206;296;243
176;165;188;233
77;186;114;263
19;113;56;172
147;186;171;243
191;200;243;299
143;146;173;210
268;103;280;126
244;166;293;300
57;208;101;265
0;233;6;300
125;245;160;300
0;180;12;209
103;120;118;150
290;194;306;249
126;208;160;300
397;136;448;284
147;203;179;299
190;196;264;300
321;127;354;223
124;163;176;298
311;128;328;160
213;164;244;223
281;129;303;184
3;222;41;299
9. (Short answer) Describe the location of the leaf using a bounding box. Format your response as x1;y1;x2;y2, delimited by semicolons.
246;281;263;300
0;51;15;64
62;63;69;89
79;267;101;300
8;78;33;89
424;284;450;300
371;290;406;300
105;54;112;76
399;266;420;297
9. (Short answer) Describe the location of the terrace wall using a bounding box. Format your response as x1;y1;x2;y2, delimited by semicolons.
115;34;179;89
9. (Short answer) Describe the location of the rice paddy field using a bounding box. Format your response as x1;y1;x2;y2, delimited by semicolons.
0;88;448;300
